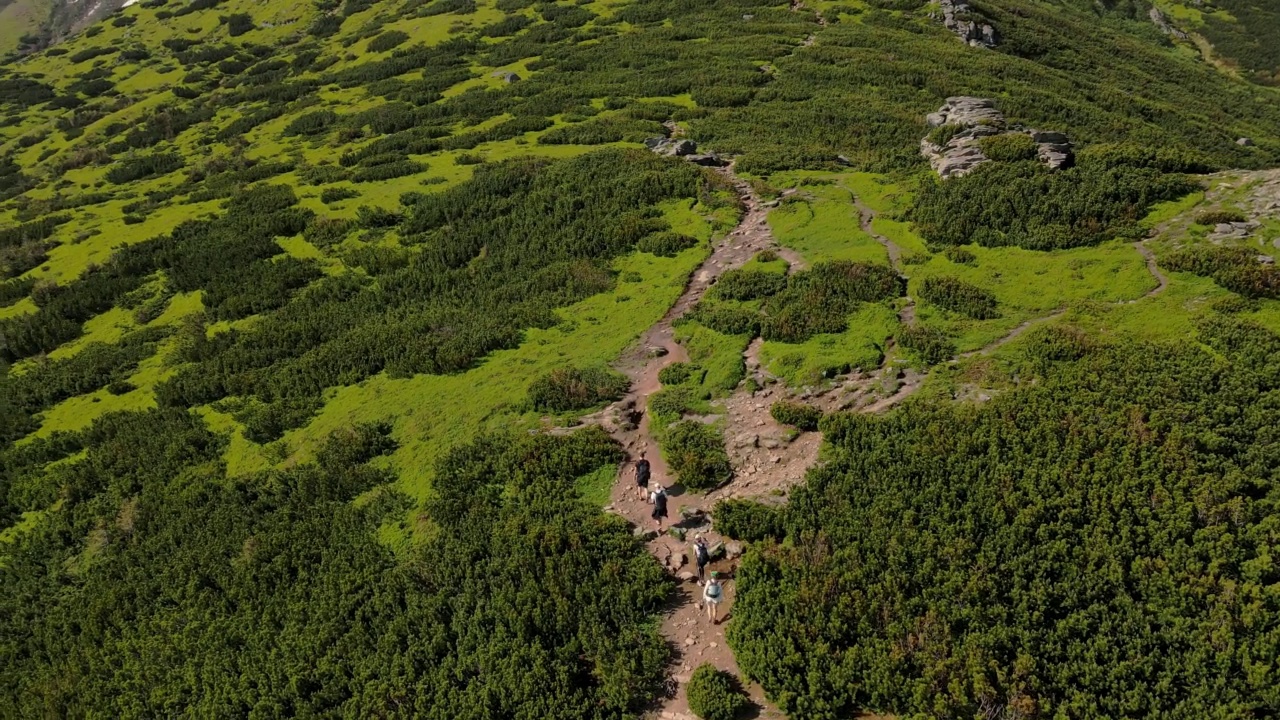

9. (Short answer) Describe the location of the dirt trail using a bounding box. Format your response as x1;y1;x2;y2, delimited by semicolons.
854;197;915;326
600;166;796;720
1132;242;1169;300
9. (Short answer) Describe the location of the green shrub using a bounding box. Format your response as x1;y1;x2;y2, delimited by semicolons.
106;380;136;395
658;362;700;386
304;217;356;247
896;325;956;365
761;261;903;343
637;231;698;257
689;305;761;337
223;12;254;36
1165;245;1280;299
1194;209;1248;226
918;275;999;319
926;123;964;147
367;30;409;52
528;366;629;412
686;665;749;720
1210;294;1259;314
943;246;976;265
769;401;821;431
664;421;731;491
979;133;1039;162
1020;325;1094;366
320;187;359;204
713;269;786;301
648;385;700;425
911;160;1198;251
713;499;784;543
282;110;337;137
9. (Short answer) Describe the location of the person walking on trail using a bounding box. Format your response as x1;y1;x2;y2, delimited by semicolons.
703;571;724;624
693;534;710;585
651;484;668;529
634;451;651;501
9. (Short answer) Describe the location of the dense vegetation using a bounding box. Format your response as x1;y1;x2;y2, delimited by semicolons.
0;418;671;716
911;158;1199;250
2;0;1280;714
729;319;1280;719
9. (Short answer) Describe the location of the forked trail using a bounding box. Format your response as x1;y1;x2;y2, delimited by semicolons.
592;162;1176;719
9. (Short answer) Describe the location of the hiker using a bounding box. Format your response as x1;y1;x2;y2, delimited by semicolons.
634;451;651;501
651;484;668;529
703;571;723;623
693;534;710;584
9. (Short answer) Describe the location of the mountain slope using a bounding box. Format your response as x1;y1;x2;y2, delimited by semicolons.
1;0;1279;717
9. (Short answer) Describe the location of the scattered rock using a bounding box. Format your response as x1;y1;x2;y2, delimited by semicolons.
634;528;659;542
647;345;669;358
677;571;696;582
931;0;999;48
1238;137;1255;147
685;637;696;647
725;542;744;559
491;70;521;83
1148;7;1188;40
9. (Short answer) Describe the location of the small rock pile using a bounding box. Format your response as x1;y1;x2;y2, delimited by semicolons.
1210;220;1262;243
932;0;999;48
644;137;729;167
921;97;1073;178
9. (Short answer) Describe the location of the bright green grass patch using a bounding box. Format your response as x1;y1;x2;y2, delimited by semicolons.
767;187;888;266
674;321;750;394
244;246;707;496
1143;190;1206;229
908;240;1157;352
759;302;897;385
220;194;725;491
575;463;618;507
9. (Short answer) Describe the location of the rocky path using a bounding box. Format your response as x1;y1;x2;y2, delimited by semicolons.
600;166;795;720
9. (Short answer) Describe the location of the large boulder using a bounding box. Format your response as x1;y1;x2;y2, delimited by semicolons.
921;99;1073;178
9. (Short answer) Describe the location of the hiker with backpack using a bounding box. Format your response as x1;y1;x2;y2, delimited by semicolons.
703;571;724;624
693;534;710;584
651;484;668;529
634;451;651;501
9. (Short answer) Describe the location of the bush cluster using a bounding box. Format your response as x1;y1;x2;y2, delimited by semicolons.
917;275;999;319
687;665;750;720
769;401;821;431
528;366;629;412
1166;245;1280;299
896;325;956;365
664;420;731;490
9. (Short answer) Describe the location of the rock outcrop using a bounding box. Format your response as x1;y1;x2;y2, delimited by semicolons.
644;137;728;166
932;0;999;48
921;97;1073;178
1149;7;1188;40
645;137;698;157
